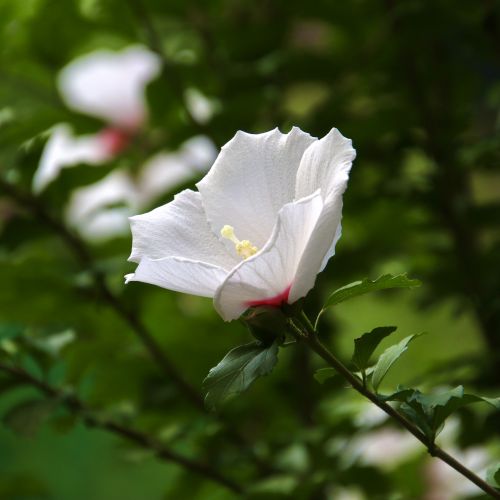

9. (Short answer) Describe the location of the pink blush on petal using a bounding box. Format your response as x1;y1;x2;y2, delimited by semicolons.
98;127;131;155
245;285;291;308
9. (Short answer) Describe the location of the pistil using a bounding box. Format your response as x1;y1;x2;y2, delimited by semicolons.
220;225;258;259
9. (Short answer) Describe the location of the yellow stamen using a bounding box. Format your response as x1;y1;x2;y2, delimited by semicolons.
220;225;258;259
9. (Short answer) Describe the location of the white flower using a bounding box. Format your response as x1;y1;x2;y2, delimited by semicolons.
32;124;113;194
126;127;355;321
33;46;160;193
58;45;161;130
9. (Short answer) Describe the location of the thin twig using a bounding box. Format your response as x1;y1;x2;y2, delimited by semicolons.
0;178;204;409
289;314;500;499
0;361;244;494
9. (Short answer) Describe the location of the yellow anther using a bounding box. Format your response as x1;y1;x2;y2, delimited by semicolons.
236;240;258;259
220;225;258;259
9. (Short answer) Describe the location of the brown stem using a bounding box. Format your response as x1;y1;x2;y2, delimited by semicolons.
0;361;244;495
289;317;500;499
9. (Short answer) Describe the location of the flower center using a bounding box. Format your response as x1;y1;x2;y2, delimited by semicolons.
220;225;258;259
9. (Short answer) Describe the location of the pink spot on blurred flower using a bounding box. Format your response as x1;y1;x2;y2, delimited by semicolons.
98;127;131;155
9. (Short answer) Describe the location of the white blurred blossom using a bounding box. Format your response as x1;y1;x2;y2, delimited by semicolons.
33;45;160;194
58;45;160;129
34;44;218;242
33;124;112;193
66;136;217;241
137;136;217;206
66;169;136;240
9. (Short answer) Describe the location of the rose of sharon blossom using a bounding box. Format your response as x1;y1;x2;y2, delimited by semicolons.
32;46;160;193
126;127;355;321
58;45;160;130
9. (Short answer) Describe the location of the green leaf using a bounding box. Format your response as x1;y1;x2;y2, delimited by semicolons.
352;326;397;372
382;386;500;440
414;386;500;437
372;333;423;391
314;367;336;384
379;386;416;403
317;274;421;326
0;338;18;356
487;464;500;488
399;402;435;440
203;341;279;410
3;399;55;437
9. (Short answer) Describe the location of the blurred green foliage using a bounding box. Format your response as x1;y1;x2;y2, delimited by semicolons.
1;0;500;498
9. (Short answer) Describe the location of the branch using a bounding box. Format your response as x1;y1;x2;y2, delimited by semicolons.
0;361;244;495
289;314;500;499
0;178;274;475
0;178;204;409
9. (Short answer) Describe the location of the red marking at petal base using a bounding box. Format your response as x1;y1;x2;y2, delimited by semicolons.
245;285;291;308
98;127;131;155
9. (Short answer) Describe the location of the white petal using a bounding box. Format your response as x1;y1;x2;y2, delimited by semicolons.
129;189;237;270
58;46;160;128
197;127;317;253
288;197;343;303
32;124;110;194
295;128;355;202
126;257;226;298
289;128;356;299
214;192;324;321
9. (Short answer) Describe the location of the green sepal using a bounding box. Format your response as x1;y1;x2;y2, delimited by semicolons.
244;306;287;346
